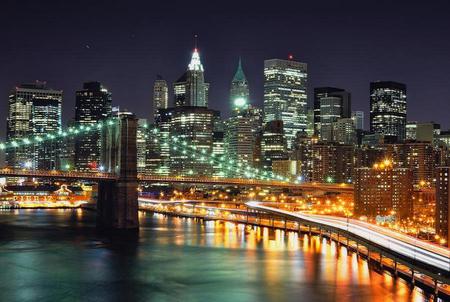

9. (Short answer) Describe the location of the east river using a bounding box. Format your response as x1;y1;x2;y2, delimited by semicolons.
0;209;441;301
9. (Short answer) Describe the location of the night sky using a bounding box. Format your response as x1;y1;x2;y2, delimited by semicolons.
1;0;450;141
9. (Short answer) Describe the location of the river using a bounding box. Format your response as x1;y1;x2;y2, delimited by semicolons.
0;209;439;301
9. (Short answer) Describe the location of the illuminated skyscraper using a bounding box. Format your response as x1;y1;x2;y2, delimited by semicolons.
225;59;262;172
370;81;407;142
261;120;288;170
6;81;62;169
32;98;62;169
168;106;218;176
230;57;249;110
174;48;209;107
152;76;168;122
136;119;149;174
74;82;112;171
264;58;307;148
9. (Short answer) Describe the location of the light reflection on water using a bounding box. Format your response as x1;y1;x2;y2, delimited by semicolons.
0;210;438;302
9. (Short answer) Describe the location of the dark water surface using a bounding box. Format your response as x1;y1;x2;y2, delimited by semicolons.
0;209;437;302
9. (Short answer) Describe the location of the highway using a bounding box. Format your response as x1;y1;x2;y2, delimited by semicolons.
246;201;450;273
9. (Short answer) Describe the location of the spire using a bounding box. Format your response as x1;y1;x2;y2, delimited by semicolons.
188;35;204;72
232;57;247;83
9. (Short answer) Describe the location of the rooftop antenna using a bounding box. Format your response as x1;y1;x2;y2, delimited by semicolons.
194;34;198;50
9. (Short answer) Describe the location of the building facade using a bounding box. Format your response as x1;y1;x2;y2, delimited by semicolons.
230;58;249;109
261;120;288;170
354;161;413;220
168;106;218;176
264;58;307;149
313;87;351;141
173;48;209;108
6;81;62;169
370;81;407;142
152;76;168;122
435;167;450;246
74;82;112;171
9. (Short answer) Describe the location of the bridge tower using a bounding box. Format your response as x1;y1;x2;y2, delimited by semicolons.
97;113;139;229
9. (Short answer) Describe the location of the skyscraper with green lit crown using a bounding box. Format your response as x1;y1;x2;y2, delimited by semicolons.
230;57;249;113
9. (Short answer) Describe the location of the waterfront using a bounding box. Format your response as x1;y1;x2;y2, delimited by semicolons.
0;209;440;301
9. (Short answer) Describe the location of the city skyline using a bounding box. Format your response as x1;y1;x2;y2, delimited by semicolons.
0;2;449;300
1;0;450;144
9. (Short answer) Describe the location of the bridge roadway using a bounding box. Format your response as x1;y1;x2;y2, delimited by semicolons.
0;167;116;180
246;201;450;276
138;175;354;192
0;168;354;192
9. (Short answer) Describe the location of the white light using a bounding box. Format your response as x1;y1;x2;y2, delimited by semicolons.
234;97;247;108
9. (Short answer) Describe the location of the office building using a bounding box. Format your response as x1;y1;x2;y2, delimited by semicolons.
264;58;307;148
230;58;249;111
406;121;417;140
74;82;112;171
416;122;440;143
261;120;288;170
352;111;364;130
136;119;149;174
168;106;218;176
212;131;226;177
32;97;62;169
370;81;407;142
6;81;62;169
313;87;351;141
152;76;168;122
333;118;356;145
174;48;209;107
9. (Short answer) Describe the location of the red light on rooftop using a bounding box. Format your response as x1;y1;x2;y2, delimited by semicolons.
288;54;294;60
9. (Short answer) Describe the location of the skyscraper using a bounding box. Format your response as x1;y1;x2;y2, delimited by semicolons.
370;81;407;142
173;48;209;107
333;118;356;145
264;58;307;149
152;76;168;122
6;81;63;169
313;87;351;141
230;57;249;110
74;82;112;171
261;120;288;170
225;59;262;172
136;119;149;174
168;106;217;176
32;98;62;169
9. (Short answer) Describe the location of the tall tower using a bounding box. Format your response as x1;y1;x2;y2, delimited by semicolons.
152;75;168;122
74;82;112;171
173;47;209;107
6;81;62;169
32;98;62;169
230;58;249;112
370;81;407;142
263;57;308;149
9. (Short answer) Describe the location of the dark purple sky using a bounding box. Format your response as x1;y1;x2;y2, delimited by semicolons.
1;0;450;141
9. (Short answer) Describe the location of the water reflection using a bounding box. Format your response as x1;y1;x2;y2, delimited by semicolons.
0;210;439;302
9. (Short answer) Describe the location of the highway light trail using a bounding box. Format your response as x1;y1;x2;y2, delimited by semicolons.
246;201;450;272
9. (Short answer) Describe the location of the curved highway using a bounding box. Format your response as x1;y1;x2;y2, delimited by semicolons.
246;201;450;273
